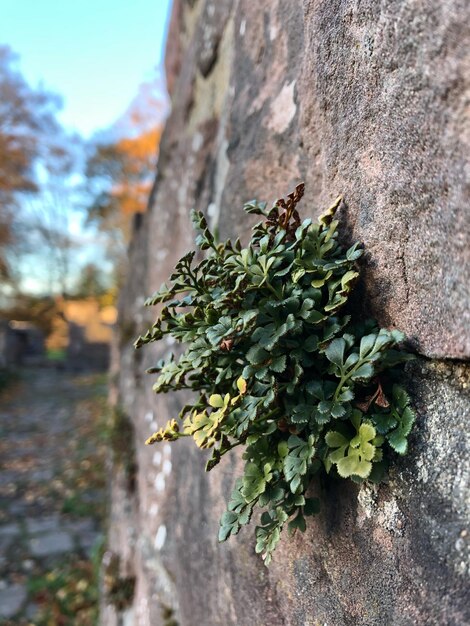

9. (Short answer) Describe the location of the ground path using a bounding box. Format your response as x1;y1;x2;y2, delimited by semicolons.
0;367;108;624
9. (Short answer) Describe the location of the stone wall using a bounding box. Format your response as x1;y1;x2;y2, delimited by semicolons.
103;1;469;625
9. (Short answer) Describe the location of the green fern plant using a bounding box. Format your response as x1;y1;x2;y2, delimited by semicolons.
135;184;415;564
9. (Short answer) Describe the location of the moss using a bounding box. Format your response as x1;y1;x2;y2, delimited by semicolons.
119;319;137;348
161;602;180;626
107;406;138;493
102;551;136;610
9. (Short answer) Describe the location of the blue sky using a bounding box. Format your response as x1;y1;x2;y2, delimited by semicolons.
1;0;173;137
1;0;173;295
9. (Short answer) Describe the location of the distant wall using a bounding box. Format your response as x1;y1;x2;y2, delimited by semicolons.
103;2;469;625
63;300;116;371
0;321;44;366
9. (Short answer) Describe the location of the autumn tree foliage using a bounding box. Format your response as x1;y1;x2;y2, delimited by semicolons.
86;127;161;241
0;46;63;282
85;76;166;275
0;47;60;197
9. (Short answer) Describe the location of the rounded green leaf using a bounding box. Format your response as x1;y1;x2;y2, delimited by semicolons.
209;394;224;408
359;423;376;442
336;454;360;478
325;431;348;448
237;377;247;394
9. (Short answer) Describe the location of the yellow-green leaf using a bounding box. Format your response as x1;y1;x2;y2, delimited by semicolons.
237;377;247;394
209;394;224;408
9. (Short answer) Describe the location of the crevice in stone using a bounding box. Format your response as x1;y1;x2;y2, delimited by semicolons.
410;351;470;366
398;219;410;305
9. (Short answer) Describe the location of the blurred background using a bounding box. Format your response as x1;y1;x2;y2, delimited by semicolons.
0;0;172;367
0;1;172;623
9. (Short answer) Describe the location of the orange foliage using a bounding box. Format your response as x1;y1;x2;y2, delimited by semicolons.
85;75;167;275
86;125;162;227
111;127;161;215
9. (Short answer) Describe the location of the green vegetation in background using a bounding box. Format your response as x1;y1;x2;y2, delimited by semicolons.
46;348;66;361
24;374;108;624
105;407;137;492
28;539;104;626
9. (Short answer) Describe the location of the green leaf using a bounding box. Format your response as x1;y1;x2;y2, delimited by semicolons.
325;338;346;368
304;335;319;352
209;394;224;408
241;462;272;502
371;412;397;434
246;345;269;365
388;431;408;455
288;512;306;535
393;384;411;409
337;387;354;402
359;333;377;358
291;404;313;424
337;455;372;479
283;435;315;493
244;199;268;216
331;402;347;418
358;423;376;448
218;511;240;541
346;243;363;261
350;363;374;381
237;377;248;394
341;270;359;290
387;406;415;455
255;525;281;564
303;309;325;324
270;354;287;373
278;441;289;457
325;431;348;447
326;421;377;478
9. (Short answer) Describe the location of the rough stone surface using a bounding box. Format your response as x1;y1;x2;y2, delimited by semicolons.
104;1;470;625
0;368;107;622
0;523;20;537
29;530;74;557
26;515;60;534
0;584;27;618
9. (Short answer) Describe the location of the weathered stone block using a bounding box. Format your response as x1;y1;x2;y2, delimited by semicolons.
103;1;470;624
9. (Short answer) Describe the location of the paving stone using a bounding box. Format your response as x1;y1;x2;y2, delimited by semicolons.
64;518;95;534
26;515;60;534
0;523;20;557
0;583;27;618
0;523;20;537
25;602;40;620
30;468;54;481
8;502;28;517
81;489;103;504
79;531;103;552
29;530;74;557
0;471;19;486
0;534;15;554
0;369;107;617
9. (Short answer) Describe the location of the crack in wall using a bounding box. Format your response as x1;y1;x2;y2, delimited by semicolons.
398;219;410;305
